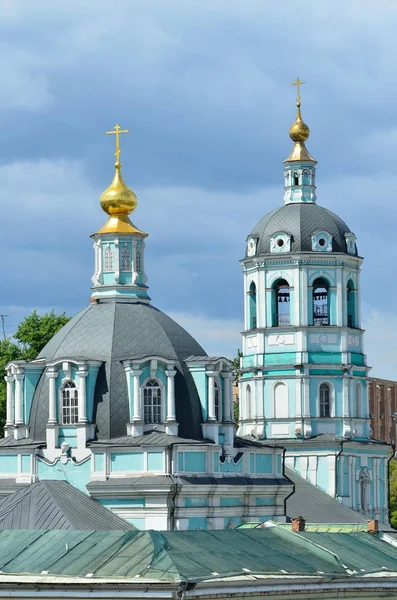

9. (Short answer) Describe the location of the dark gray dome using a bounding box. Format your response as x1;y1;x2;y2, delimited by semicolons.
249;203;357;256
30;302;206;441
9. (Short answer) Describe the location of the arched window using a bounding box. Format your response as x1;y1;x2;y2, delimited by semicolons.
359;469;369;513
302;170;310;185
293;172;299;186
347;280;356;328
121;245;131;271
143;379;162;424
356;382;362;418
61;381;78;425
319;383;331;417
273;279;290;327
249;282;257;329
104;246;114;272
313;278;329;326
214;380;220;421
274;382;288;419
246;384;252;420
135;245;141;272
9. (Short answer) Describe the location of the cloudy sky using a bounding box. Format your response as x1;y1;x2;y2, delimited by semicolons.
0;0;396;377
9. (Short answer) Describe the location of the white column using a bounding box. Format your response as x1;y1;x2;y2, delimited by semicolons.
78;369;89;423
166;369;177;421
46;369;58;424
14;373;24;425
207;371;216;421
5;376;14;426
222;373;234;422
132;369;143;421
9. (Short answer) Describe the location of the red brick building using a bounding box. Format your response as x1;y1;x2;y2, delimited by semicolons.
368;378;397;445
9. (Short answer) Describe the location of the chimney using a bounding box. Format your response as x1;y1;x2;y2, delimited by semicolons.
367;519;379;535
291;516;306;532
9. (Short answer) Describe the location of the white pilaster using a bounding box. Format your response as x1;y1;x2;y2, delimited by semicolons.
222;372;234;422
78;369;89;424
46;369;58;424
165;369;177;421
114;238;120;283
132;369;143;422
327;454;336;496
206;371;216;421
14;373;24;425
336;267;343;326
5;376;14;426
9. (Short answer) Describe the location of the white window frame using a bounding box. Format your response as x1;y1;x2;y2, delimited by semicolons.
59;380;79;425
104;245;114;272
318;381;334;418
120;244;131;272
142;378;165;425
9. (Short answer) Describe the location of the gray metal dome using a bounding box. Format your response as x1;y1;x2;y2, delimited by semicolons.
30;302;206;441
248;203;357;256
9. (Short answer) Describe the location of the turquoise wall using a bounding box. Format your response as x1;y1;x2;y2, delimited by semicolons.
93;453;105;472
111;452;144;472
147;451;164;471
317;456;329;491
37;457;91;491
58;427;77;448
0;455;18;473
188;517;207;530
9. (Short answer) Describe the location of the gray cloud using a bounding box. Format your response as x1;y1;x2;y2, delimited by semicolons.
0;0;395;375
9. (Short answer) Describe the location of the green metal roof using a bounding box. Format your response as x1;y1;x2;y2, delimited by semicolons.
0;525;397;583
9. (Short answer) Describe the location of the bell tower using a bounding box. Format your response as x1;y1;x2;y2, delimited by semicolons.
238;82;390;522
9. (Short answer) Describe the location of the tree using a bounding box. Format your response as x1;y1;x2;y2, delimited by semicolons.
15;310;70;360
389;458;397;529
232;349;242;422
0;310;71;435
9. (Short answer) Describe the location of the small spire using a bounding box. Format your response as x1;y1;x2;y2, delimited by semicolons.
284;78;316;164
100;124;138;217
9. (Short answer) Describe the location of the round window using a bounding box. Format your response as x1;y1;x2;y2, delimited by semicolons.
277;238;284;248
318;238;326;247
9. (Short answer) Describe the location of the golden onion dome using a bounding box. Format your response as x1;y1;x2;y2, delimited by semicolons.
100;165;138;216
289;102;310;143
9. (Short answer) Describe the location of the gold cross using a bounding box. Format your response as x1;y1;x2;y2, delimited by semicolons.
291;77;305;104
106;123;129;164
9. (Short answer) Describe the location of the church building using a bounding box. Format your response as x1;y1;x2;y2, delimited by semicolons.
0;125;290;530
0;83;390;528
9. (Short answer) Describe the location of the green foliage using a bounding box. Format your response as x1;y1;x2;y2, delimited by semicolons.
232;349;242;423
0;310;70;435
389;459;397;529
15;310;70;360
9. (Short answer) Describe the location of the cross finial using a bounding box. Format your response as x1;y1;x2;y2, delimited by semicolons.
106;123;129;166
291;77;305;105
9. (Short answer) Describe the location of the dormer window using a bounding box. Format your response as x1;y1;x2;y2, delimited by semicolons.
311;231;332;252
246;236;258;257
143;379;162;424
270;232;291;253
345;232;357;255
61;381;78;425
